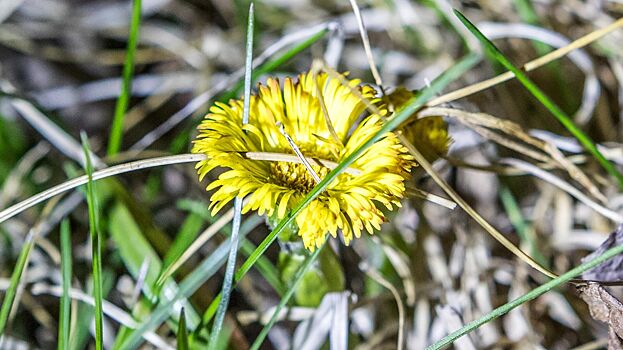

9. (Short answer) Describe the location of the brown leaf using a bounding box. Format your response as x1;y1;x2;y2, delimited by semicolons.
578;283;623;349
582;225;623;282
610;328;623;350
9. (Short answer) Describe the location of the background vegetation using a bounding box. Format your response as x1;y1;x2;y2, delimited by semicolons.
1;0;623;349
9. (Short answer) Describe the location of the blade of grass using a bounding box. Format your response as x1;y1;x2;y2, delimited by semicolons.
0;154;204;225
177;308;188;350
108;202;163;301
70;271;115;350
221;26;328;102
0;152;359;225
177;200;285;295
80;132;104;350
499;186;548;268
58;219;72;350
426;240;623;350
453;10;623;189
512;0;573;108
108;202;200;349
208;4;254;348
249;245;324;350
162;212;204;270
197;52;479;330
0;232;34;336
132;25;329;152
119;216;258;349
107;0;142;156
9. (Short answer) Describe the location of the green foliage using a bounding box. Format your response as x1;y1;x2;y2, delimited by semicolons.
177;308;189;350
278;245;345;307
454;10;623;189
107;0;142;156
81;133;104;350
0;233;34;336
0;117;26;183
58;219;72;350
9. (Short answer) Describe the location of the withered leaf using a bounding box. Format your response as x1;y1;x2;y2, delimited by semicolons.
582;225;623;282
578;283;623;350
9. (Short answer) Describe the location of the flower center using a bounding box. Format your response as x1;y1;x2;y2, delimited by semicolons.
270;162;329;193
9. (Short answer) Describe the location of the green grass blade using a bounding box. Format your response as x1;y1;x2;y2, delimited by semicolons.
453;9;623;189
198;52;479;328
80;132;104;350
208;198;243;348
107;0;142;156
177;308;189;350
58;219;72;350
0;233;34;336
249;245;324;350
220;26;329;102
208;5;255;348
499;186;548;267
162;212;204;270
119;217;257;349
70;271;116;350
177;200;285;295
108;202;200;349
426;239;623;350
239;240;285;295
240;3;255;126
108;202;162;300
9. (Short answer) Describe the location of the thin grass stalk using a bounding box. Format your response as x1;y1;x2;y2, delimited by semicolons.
80;133;104;350
426;17;623;108
58;219;72;350
177;308;188;350
249;245;324;350
208;4;254;348
454;10;623;188
107;0;142;156
426;241;623;350
0;233;34;336
0;152;362;226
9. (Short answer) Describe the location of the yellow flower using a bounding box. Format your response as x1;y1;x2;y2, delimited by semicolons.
192;70;415;251
383;87;451;162
403;116;451;162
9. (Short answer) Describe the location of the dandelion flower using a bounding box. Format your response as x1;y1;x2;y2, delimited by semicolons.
384;87;452;162
192;70;415;250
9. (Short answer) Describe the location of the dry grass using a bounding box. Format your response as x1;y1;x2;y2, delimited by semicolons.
1;1;623;349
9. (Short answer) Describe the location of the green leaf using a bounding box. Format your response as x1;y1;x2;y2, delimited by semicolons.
108;201;200;349
162;213;205;270
109;202;162;299
177;308;189;350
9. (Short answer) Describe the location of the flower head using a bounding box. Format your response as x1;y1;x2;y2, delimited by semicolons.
383;87;451;162
192;70;415;250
